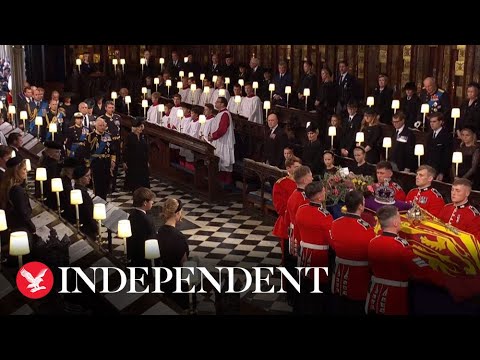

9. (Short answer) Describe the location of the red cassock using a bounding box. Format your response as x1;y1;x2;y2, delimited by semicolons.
366;232;445;315
405;186;445;217
295;202;333;282
285;189;309;256
438;202;480;238
272;176;297;239
330;213;376;301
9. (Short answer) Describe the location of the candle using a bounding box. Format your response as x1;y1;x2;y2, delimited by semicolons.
451;108;460;137
219;89;226;97
414;144;424;168
285;86;291;108
329;126;336;149
25;159;31;172
184;57;189;63
355;132;364;145
391;99;400;113
179;71;184;79
200;73;205;81
366;96;374;107
140;58;146;65
382;137;392;160
238;79;244;87
154;77;160;85
264;100;271;119
452;151;463;177
190;84;197;92
188;72;194;78
111;91;117;101
421;103;430;130
76;58;81;72
212;75;218;84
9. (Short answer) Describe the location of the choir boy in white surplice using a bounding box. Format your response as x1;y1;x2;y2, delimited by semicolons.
169;94;183;130
210;75;231;106
184;77;202;105
178;77;190;104
227;84;244;115
179;105;193;164
208;97;235;184
201;103;216;139
198;79;214;107
161;102;174;127
240;82;263;124
183;106;203;169
146;92;162;125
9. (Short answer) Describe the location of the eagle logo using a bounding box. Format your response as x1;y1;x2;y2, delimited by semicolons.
16;261;54;299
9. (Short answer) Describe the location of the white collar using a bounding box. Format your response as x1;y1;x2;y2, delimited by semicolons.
135;208;146;214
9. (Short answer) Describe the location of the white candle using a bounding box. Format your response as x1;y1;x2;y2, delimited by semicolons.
366;96;374;107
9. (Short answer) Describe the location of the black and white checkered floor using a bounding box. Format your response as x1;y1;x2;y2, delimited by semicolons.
103;172;292;314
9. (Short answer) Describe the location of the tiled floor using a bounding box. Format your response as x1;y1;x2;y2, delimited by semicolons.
103;171;292;314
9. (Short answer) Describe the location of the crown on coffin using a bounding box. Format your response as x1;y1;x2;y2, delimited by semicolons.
374;179;395;205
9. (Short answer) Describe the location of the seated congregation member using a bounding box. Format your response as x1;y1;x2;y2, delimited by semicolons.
349;146;374;177
453;126;480;189
374;161;406;201
35;141;62;210
438;178;480;238
302;123;325;177
272;156;302;265
330;190;375;315
157;198;190;310
264;113;289;168
73;165;97;238
7;132;23;159
340;101;362;158
424;112;453;182
0;157;35;234
366;205;449;315
295;181;333;314
124;117;150;191
361;108;382;165
285;165;313;257
321;150;337;177
390;111;416;172
405;165;445;217
127;187;156;267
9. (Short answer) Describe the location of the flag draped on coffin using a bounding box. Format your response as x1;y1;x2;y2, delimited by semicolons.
399;215;480;276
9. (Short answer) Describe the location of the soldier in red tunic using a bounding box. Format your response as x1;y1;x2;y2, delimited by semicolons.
374;161;406;201
405;165;445;217
330;190;376;315
366;205;448;315
285;165;313;257
272;156;302;265
295;181;333;313
438;178;480;238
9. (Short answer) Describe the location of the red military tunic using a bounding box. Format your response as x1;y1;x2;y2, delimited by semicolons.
406;186;445;217
374;181;406;201
438;202;480;238
330;213;376;301
367;232;446;315
295;202;333;282
272;176;297;239
285;188;309;256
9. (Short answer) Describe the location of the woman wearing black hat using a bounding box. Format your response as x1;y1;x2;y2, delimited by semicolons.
453;126;480;189
0;157;36;234
156;198;189;309
72;165;97;237
124;117;150;191
400;82;421;129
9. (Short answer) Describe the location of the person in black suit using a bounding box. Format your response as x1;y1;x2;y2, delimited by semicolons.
166;50;182;82
127;187;156;267
142;50;157;80
35;141;62;211
361;108;383;164
336;60;359;116
457;82;480;138
206;53;223;81
390;111;416;172
248;57;264;85
59;157;82;225
315;67;338;120
340;101;363;158
373;74;394;125
0;145;12;183
223;53;237;93
297;60;317;111
400;81;421;129
264;113;289;168
272;60;293;107
72;165;97;238
424;112;453;182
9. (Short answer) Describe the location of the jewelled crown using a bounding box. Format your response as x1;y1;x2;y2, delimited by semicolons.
374;179;395;205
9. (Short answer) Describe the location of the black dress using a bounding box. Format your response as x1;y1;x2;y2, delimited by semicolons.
157;224;190;309
127;208;156;266
363;125;382;164
7;184;36;234
124;132;150;191
456;144;480;189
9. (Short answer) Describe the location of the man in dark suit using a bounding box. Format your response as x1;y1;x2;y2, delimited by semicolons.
166;50;182;82
424;112;453;182
128;188;157;267
206;53;223;80
390;111;416;172
223;53;237;93
336;60;359;116
264;113;289;168
340;101;363;158
273;60;293;107
400;81;421;129
248;57;264;84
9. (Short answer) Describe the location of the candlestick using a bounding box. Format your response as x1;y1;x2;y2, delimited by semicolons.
414;144;424;168
76;58;81;73
451;108;460;137
391;99;400;114
366;96;374;107
421;104;429;131
285;86;291;108
328;126;336;149
120;58;125;73
382;137;392;160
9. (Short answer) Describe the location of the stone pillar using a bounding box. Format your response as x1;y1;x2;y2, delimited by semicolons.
9;45;26;105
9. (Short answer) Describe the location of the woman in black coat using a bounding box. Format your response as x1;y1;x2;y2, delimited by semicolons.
124;117;150;191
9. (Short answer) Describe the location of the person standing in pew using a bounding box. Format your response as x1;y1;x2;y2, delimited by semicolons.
361;108;382;165
340;101;362;158
264;113;289;168
59;157;83;224
124;117;150;192
302;123;325;177
72;165;97;238
35;141;62;210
